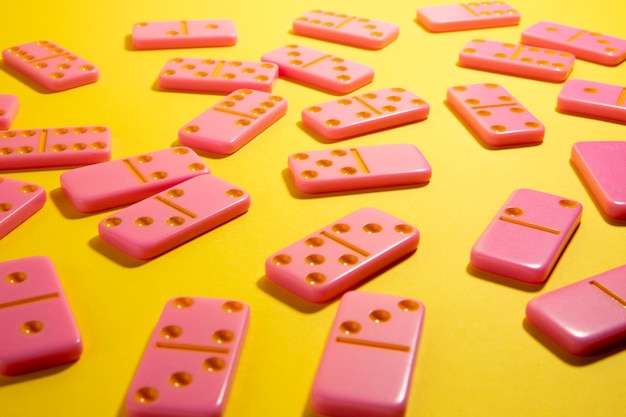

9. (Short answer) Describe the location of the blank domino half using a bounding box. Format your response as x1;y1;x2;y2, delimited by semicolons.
0;177;46;239
60;147;209;213
526;264;626;355
0;94;19;130
2;40;99;92
132;20;237;49
125;296;249;417
557;79;626;124
288;144;432;194
0;256;82;376
0;126;111;170
571;141;626;221
301;87;430;140
521;21;626;66
159;58;279;94
470;188;582;284
446;83;544;147
458;39;575;82
265;208;419;303
417;2;520;33
179;89;287;155
99;174;251;259
292;10;399;50
311;291;425;417
261;44;374;95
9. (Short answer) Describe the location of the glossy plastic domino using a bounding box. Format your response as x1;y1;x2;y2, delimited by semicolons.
526;264;626;355
0;256;82;376
311;291;425;417
288;144;432;194
2;40;99;92
125;296;249;417
60;147;209;213
265;208;419;303
0;94;19;130
417;2;520;33
470;188;582;284
179;89;287;155
158;58;278;94
132;19;237;49
0;177;46;239
301;87;429;140
0;126;111;170
557;79;626;124
261;44;374;95
458;39;575;82
447;83;544;147
521;21;626;66
292;10;399;50
99;174;251;259
571;141;626;221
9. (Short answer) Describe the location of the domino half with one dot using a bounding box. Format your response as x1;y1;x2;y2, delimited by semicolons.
0;177;46;239
132;19;237;49
557;79;626;124
417;2;520;33
0;94;19;130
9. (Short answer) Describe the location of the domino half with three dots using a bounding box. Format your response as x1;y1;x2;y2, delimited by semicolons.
132;20;237;49
265;208;419;303
557;79;626;124
0;94;19;130
417;2;520;33
125;297;249;417
0;177;46;239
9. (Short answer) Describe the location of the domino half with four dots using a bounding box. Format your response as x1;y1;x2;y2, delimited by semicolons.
0;177;46;239
0;94;19;130
557;79;626;124
417;2;520;33
132;20;237;49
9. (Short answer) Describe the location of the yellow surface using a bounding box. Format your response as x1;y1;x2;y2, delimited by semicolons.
1;1;625;416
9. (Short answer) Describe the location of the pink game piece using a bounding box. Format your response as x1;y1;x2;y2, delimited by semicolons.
301;87;430;140
470;188;582;284
417;2;520;33
292;10;399;50
0;126;111;170
571;141;626;221
2;40;99;92
458;39;575;83
99;174;251;259
0;256;82;376
159;58;279;94
60;147;209;213
265;208;419;303
261;44;374;95
132;19;237;49
557;79;626;124
0;177;46;239
288;144;432;194
125;296;249;417
179;89;287;155
311;291;425;417
446;83;544;147
521;21;626;66
0;94;19;130
526;264;626;355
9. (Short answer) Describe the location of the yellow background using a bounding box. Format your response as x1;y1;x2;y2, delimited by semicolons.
1;0;625;416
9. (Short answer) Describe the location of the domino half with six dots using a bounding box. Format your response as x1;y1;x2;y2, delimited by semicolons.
417;2;520;33
0;177;46;239
0;94;19;130
557;79;626;124
132;19;237;49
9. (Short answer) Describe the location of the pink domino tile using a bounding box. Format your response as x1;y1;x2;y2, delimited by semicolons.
470;188;582;284
0;177;46;239
571;141;626;221
447;83;544;147
557;79;626;124
179;89;287;155
132;19;237;49
301;87;430;140
292;10;399;50
311;291;425;417
261;44;374;95
458;39;575;83
158;58;279;94
417;2;520;33
0;126;111;170
265;208;419;303
0;95;19;130
0;256;82;376
99;174;250;260
2;40;99;92
125;296;249;417
59;147;209;213
288;144;432;194
521;21;626;66
526;264;626;355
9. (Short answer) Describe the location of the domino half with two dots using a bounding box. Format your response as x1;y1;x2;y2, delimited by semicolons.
557;79;626;124
132;20;237;49
417;2;520;32
0;177;46;239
